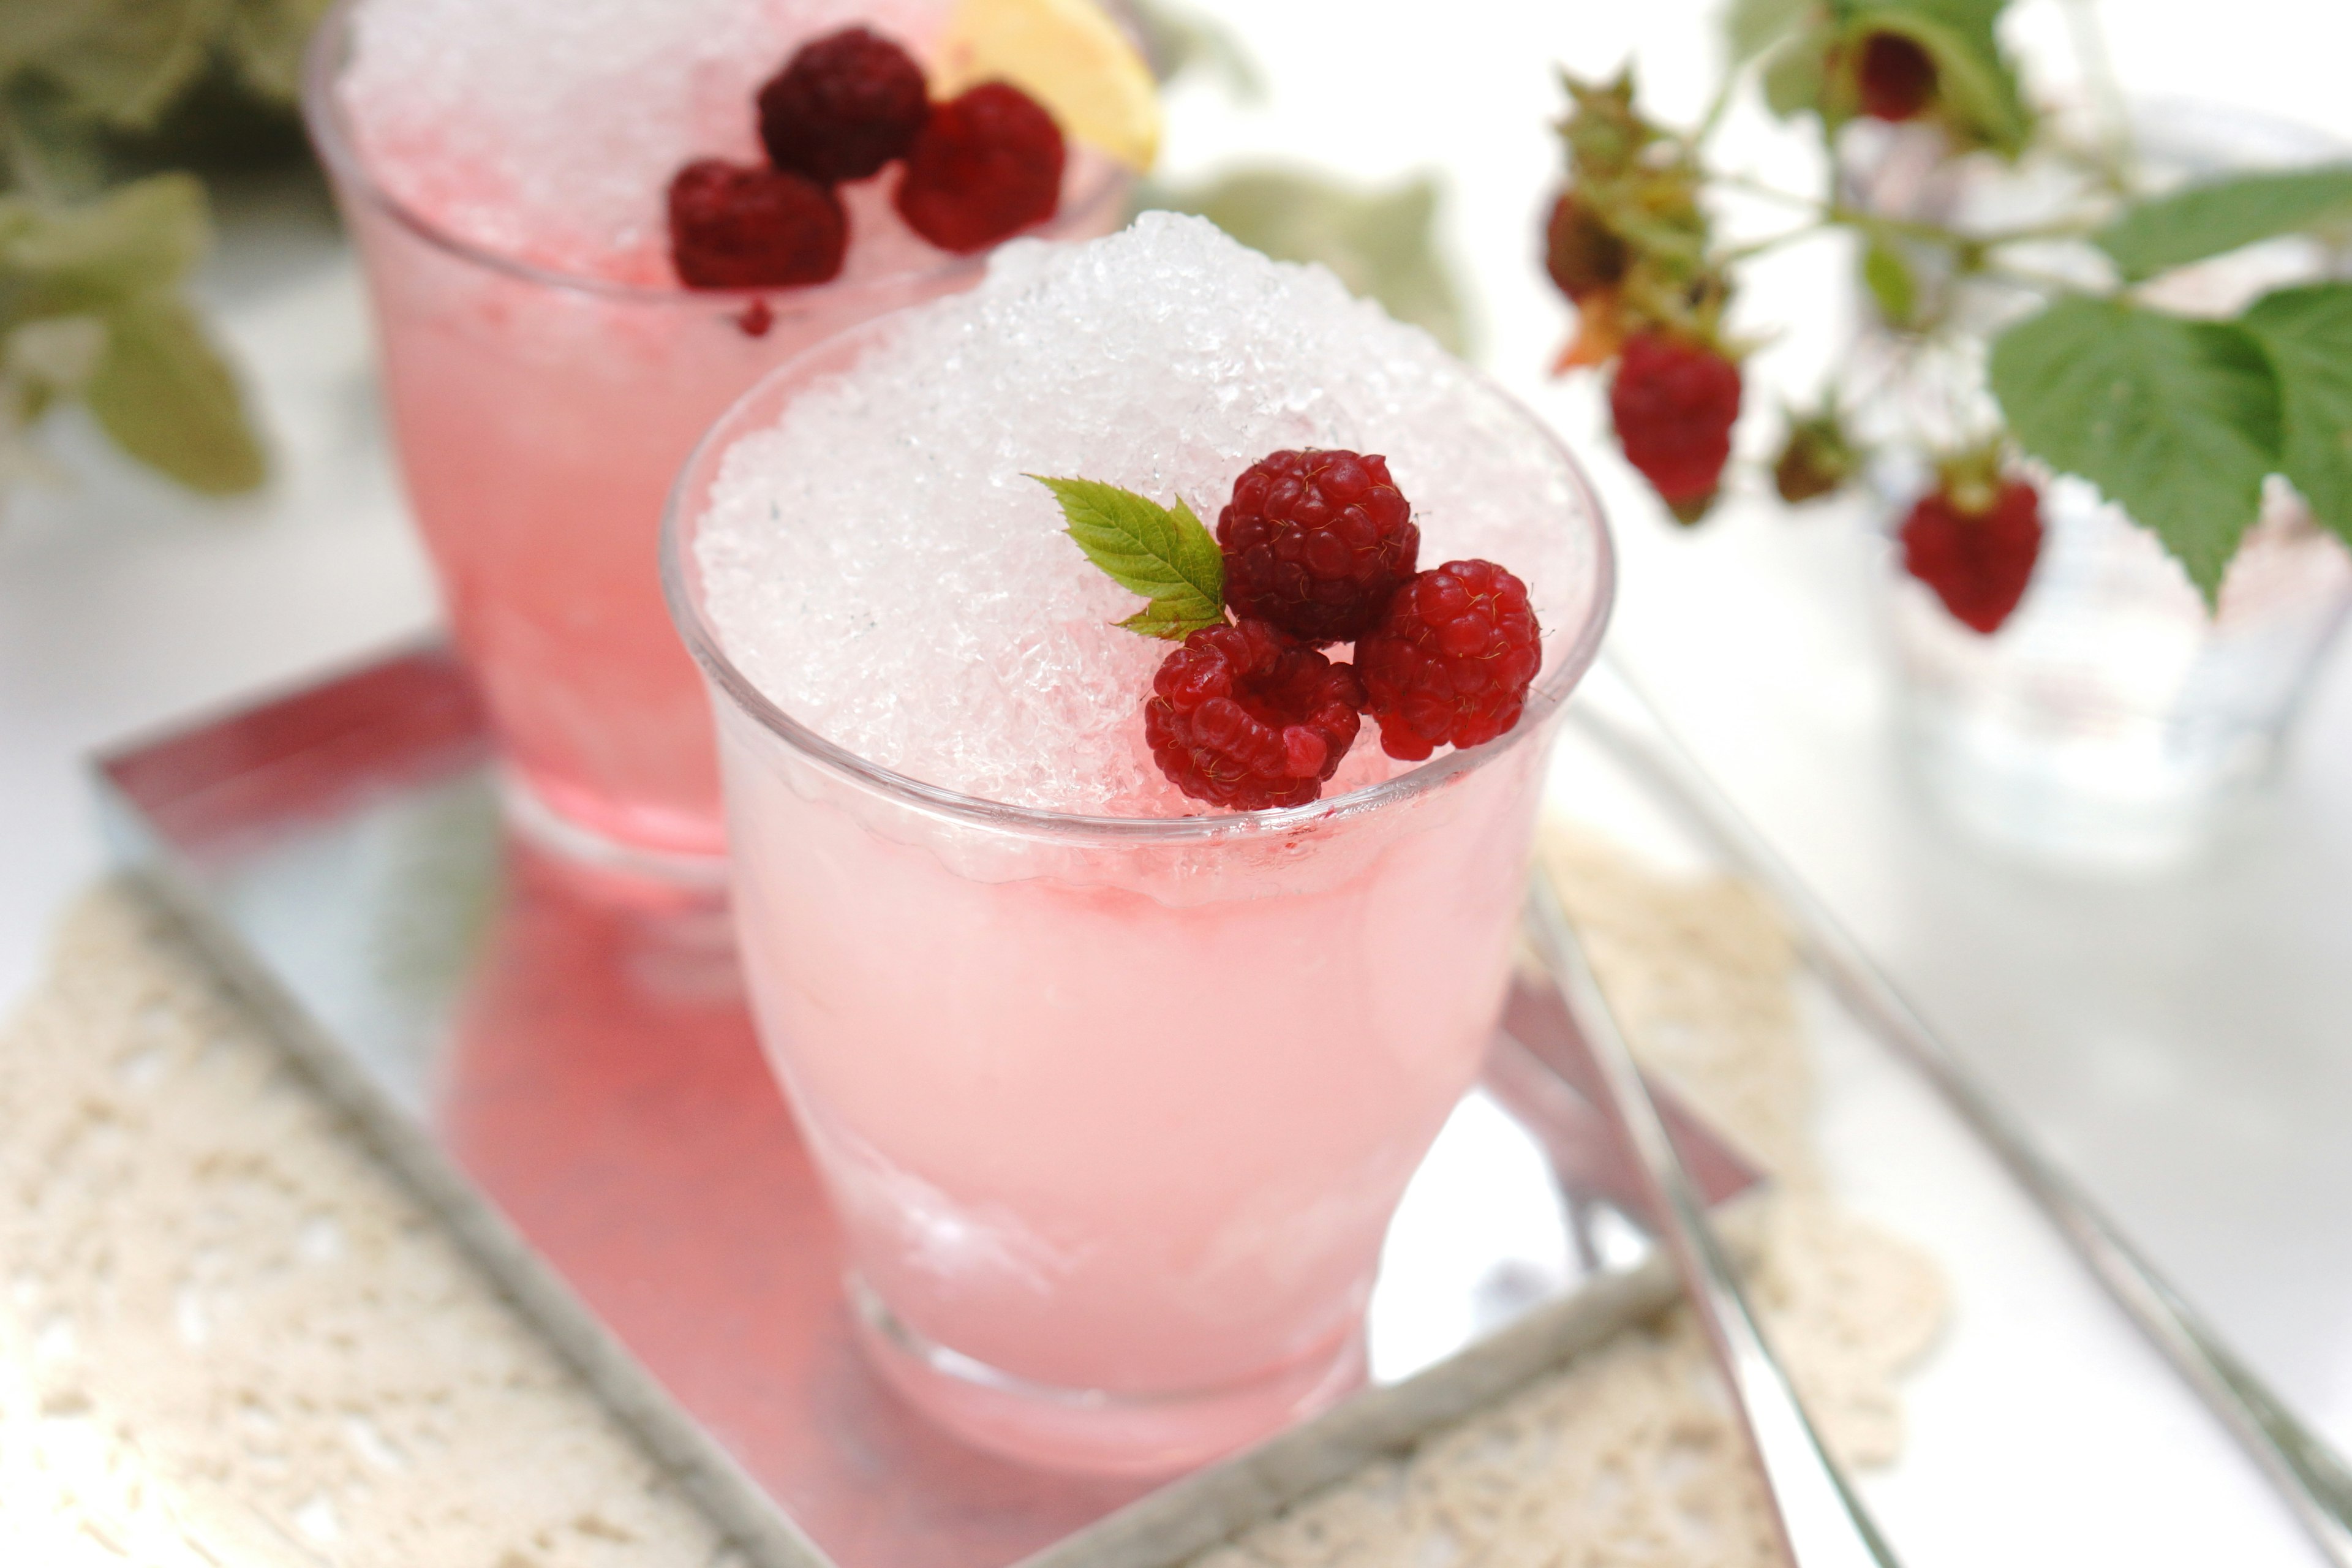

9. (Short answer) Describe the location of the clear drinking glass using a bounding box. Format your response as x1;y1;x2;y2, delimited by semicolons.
302;0;1132;872
663;323;1614;1475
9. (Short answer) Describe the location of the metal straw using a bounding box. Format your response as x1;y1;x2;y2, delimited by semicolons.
1523;871;1903;1568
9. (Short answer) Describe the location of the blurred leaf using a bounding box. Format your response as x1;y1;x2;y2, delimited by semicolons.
223;0;331;102
1861;238;1917;325
0;173;211;312
1126;0;1263;102
1760;25;1830;116
1143;168;1471;355
5;313;106;421
5;0;228;130
83;290;263;492
2241;282;2352;551
1726;0;1819;66
1991;296;2279;602
2096;165;2352;283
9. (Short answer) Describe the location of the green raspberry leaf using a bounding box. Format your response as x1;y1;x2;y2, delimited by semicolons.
2095;165;2352;283
1989;296;2281;605
1033;474;1226;641
2241;282;2352;551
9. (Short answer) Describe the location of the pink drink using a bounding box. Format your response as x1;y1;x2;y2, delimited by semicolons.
668;217;1613;1472
303;0;1129;864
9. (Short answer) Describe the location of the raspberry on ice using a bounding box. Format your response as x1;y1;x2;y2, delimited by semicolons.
758;27;931;185
1900;477;2043;634
667;158;847;288
1217;448;1420;646
1608;331;1743;521
895;81;1066;254
1359;560;1543;762
1144;620;1366;810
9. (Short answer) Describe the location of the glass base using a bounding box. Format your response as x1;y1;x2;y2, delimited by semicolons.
848;1276;1368;1478
498;767;729;898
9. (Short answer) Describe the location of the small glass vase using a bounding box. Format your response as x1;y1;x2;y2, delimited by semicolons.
1843;106;2352;869
1887;483;2352;870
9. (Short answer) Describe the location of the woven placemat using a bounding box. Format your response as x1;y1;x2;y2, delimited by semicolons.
1;831;1943;1567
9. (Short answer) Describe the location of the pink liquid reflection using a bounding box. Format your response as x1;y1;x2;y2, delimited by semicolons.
435;839;1152;1567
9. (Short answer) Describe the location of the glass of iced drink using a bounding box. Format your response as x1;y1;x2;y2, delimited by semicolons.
303;0;1135;868
666;215;1613;1472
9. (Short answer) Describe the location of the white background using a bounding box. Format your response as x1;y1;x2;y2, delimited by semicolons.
4;0;2351;1555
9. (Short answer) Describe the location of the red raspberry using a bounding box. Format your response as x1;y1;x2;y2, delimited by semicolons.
1543;192;1628;303
758;28;931;184
1608;331;1742;521
1900;478;2042;634
894;82;1065;254
668;159;846;288
1857;32;1936;123
1145;620;1366;811
1217;448;1420;646
1359;560;1543;763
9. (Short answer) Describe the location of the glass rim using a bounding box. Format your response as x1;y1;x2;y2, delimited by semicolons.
298;0;1138;309
660;307;1618;844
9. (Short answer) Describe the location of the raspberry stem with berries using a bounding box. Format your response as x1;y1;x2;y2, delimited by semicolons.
1540;2;2352;617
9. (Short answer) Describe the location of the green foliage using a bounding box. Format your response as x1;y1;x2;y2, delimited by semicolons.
1032;475;1227;640
2242;284;2352;551
1990;297;2281;603
1;175;262;494
1142;168;1470;356
2095;165;2352;282
0;0;308;502
1861;239;1917;326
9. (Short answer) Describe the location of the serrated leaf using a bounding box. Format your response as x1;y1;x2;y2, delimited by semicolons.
1990;296;2280;603
1140;168;1469;355
1033;473;1224;639
83;292;266;494
1727;0;1817;65
1861;239;1917;326
2242;282;2352;550
2095;166;2352;283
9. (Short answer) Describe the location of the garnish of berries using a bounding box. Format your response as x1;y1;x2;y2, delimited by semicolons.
1143;620;1366;810
1037;462;1544;809
1217;448;1419;647
1901;469;2043;635
1358;560;1543;762
668;159;847;289
895;82;1066;254
1609;331;1743;523
1856;32;1937;124
759;27;932;184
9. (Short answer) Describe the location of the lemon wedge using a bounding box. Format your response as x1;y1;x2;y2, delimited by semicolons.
933;0;1162;173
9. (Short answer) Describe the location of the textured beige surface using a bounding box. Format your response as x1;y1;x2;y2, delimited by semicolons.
0;884;736;1568
2;834;1941;1566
